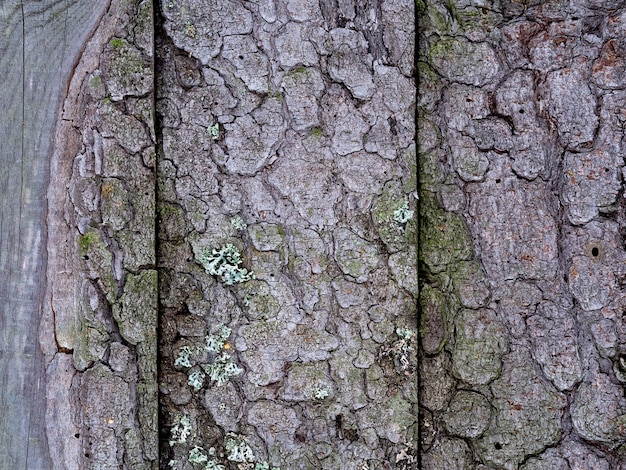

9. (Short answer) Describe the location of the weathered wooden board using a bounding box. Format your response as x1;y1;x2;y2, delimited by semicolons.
0;1;107;467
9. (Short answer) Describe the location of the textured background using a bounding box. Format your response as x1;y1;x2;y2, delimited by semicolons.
157;0;417;468
37;0;417;468
419;0;626;468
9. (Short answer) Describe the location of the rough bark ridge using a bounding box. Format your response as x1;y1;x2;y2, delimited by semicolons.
45;0;158;468
156;0;417;468
419;0;626;468
0;1;111;467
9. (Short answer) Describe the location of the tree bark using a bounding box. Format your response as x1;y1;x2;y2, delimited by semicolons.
0;1;109;467
419;0;626;467
156;0;417;468
44;0;158;468
0;0;417;468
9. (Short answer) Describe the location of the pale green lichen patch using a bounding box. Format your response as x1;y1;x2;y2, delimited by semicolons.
175;345;195;368
230;215;246;231
203;352;243;386
380;326;417;377
198;244;255;285
207;122;220;140
169;414;193;447
393;200;414;224
372;181;417;253
174;324;242;389
187;369;205;390
205;324;232;352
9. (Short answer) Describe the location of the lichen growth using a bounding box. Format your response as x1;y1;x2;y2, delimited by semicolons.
188;369;206;391
169;414;193;446
208;123;220;140
313;386;329;400
393;201;414;224
189;446;209;464
198;244;255;285
205;324;232;352
379;327;416;376
225;433;255;463
231;216;247;231
175;346;194;368
204;353;243;386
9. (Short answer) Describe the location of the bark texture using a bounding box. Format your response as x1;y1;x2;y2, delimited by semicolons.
2;0;416;467
419;0;626;468
0;1;109;467
156;0;417;469
45;0;158;468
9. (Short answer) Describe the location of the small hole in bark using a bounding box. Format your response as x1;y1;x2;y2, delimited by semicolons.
592;247;599;257
74;433;80;438
239;55;244;60
518;108;524;114
466;98;472;102
85;453;91;458
495;179;501;183
335;414;343;430
494;442;502;450
605;168;610;172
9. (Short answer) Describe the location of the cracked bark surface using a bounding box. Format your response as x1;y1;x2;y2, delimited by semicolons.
16;0;417;468
44;0;158;468
156;1;417;468
420;0;626;468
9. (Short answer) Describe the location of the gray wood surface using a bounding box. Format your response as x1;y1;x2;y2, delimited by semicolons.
0;2;107;467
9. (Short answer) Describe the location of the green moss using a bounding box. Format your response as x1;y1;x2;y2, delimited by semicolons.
429;36;459;63
79;232;100;256
309;127;323;138
426;3;452;32
110;37;125;49
418;62;440;90
443;1;462;25
415;0;426;15
419;191;473;274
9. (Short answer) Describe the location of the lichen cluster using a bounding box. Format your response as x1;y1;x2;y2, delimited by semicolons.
175;324;243;389
198;244;255;285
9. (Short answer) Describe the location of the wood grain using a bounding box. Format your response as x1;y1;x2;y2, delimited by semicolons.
0;2;107;467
